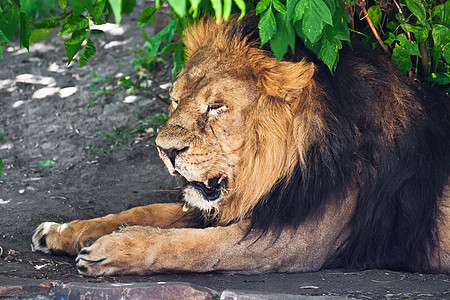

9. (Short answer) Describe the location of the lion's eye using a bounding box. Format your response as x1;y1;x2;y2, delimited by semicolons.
208;104;223;110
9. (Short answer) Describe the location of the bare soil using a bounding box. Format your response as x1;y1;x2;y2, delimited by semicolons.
0;5;449;299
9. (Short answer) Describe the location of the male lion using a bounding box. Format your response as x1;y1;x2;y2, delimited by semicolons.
32;16;450;276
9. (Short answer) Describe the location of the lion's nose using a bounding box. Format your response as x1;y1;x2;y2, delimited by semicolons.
158;146;189;168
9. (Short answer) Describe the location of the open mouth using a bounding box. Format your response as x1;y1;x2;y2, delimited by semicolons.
184;176;227;201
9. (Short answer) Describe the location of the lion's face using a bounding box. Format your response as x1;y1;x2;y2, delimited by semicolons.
155;19;315;219
155;51;259;211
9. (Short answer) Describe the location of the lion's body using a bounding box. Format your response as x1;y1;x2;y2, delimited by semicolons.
32;16;450;276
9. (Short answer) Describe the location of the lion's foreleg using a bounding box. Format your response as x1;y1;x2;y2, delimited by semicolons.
75;221;338;276
31;202;196;256
75;195;356;276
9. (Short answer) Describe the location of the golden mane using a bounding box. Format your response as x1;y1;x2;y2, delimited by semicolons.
183;18;319;224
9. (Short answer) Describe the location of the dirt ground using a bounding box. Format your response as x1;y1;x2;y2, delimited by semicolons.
0;4;449;299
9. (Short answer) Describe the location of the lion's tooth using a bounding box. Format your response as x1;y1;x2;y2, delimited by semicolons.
218;175;225;184
204;180;210;189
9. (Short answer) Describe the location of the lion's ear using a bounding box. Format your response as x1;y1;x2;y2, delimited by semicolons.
257;59;315;100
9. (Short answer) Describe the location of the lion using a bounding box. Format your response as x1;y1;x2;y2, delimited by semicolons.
31;15;450;276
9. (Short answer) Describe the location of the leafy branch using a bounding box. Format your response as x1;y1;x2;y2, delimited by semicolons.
0;0;449;89
357;0;390;55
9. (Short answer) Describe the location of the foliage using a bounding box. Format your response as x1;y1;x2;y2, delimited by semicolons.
371;0;449;90
0;0;448;87
133;16;182;78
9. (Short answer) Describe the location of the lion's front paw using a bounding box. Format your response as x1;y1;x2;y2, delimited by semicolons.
31;222;76;256
31;220;102;256
76;227;157;276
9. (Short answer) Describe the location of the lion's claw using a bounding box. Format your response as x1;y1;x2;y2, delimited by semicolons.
76;249;110;276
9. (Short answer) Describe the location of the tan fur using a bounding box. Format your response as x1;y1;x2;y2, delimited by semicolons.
31;203;195;255
174;17;319;224
74;194;357;276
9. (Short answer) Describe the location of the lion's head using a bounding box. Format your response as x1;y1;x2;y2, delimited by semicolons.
155;17;316;224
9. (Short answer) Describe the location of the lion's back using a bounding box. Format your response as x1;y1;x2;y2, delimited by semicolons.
316;43;450;271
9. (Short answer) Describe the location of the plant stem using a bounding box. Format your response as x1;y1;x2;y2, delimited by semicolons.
358;0;390;55
419;42;428;76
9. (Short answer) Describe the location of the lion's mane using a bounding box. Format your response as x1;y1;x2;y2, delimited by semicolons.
183;16;450;272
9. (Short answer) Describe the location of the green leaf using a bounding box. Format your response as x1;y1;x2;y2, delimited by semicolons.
302;0;333;43
319;38;337;71
59;0;68;11
432;24;450;47
0;29;9;43
396;33;421;57
256;0;270;15
211;0;223;20
168;0;186;18
0;5;20;41
286;17;296;52
430;46;441;62
189;0;202;18
431;4;443;18
19;12;30;50
104;1;113;21
401;23;429;44
319;24;346;72
386;21;398;31
368;5;382;29
392;44;412;74
224;0;232;20
79;38;96;66
122;0;136;14
108;0;122;23
72;0;88;14
59;14;89;36
258;6;276;46
29;27;58;44
294;0;307;22
444;1;450;27
80;0;96;15
270;13;289;60
0;158;3;179
233;0;246;18
287;0;299;21
34;17;61;29
405;0;426;23
443;43;450;63
64;30;87;64
0;133;4;142
272;0;287;15
137;7;156;26
172;42;184;79
383;32;396;46
323;0;335;15
93;0;106;20
425;72;450;85
37;160;56;166
311;0;333;25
